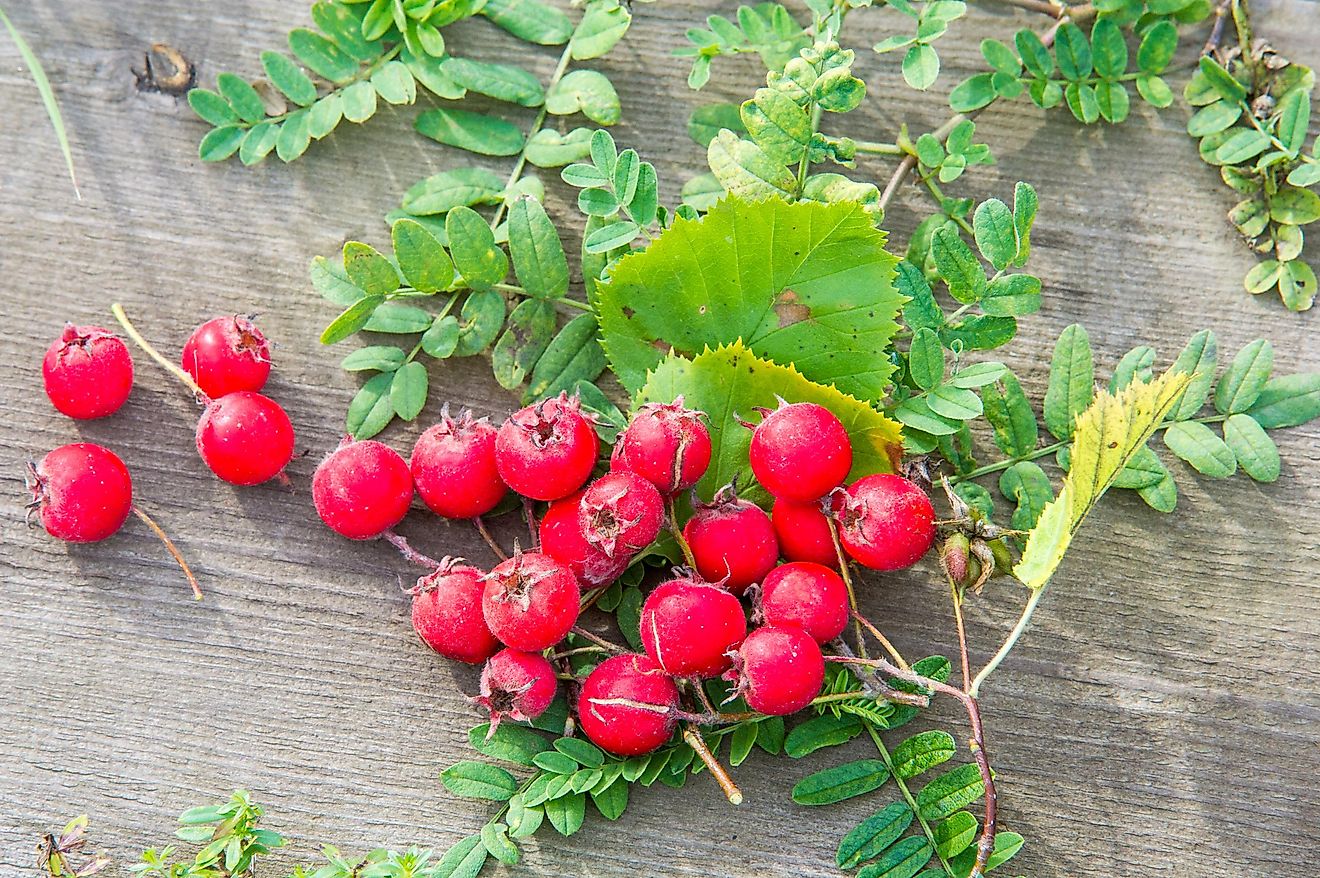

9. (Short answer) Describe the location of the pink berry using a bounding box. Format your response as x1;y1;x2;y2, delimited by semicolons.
772;498;840;568
181;315;272;398
494;393;599;501
726;626;824;716
540;491;629;586
195;390;295;485
640;578;746;678
611;399;711;493
312;439;414;540
577;653;679;756
411;406;507;519
683;486;778;594
578;471;664;560
475;648;558;727
835;474;935;571
481;552;580;650
42;324;134;420
27;443;132;542
759;562;849;644
748;401;852;501
410;562;499;664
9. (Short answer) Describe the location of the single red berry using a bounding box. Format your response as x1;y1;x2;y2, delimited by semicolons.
180;315;272;398
481;552;580;650
611;398;711;493
835;474;936;571
27;443;132;542
410;561;499;664
759;562;849;644
640;578;746;678
475;648;558;728
772;498;840;568
312;439;414;540
577;653;679;756
578;471;664;560
411;406;506;519
494;393;599;501
683;485;778;594
42;324;134;420
194;391;295;486
726;626;824;716
748;400;852;501
540;491;630;586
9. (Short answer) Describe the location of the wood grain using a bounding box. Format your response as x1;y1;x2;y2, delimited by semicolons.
0;1;1317;875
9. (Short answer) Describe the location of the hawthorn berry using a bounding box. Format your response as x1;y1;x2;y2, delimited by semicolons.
180;315;271;398
410;406;506;520
835;474;936;571
577;653;680;756
195;391;295;486
578;471;664;560
748;400;852;501
481;552;580;651
410;561;500;664
475;648;558;728
683;485;778;594
772;497;841;568
726;626;825;716
759;562;849;644
27;443;132;543
494;394;599;501
640;578;746;678
611;399;711;493
312;439;414;540
42;324;134;420
540;491;630;586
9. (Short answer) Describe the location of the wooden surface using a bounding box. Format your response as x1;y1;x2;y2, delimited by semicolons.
1;1;1317;875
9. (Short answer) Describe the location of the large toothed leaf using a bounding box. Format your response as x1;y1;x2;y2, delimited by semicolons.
596;195;903;403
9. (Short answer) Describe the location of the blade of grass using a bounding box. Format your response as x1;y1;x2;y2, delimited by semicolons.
0;4;80;198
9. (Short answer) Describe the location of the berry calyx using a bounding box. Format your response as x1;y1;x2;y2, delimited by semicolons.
772;498;840;568
834;474;936;571
481;552;580;651
28;443;132;543
682;484;778;594
640;578;746;678
540;491;629;586
725;626;824;716
42;324;134;420
475;648;558;728
577;653;680;756
410;406;507;520
180;315;272;398
747;400;852;502
312;439;414;540
195;391;295;486
758;562;849;644
611;399;712;493
494;393;599;501
578;471;664;559
410;561;499;664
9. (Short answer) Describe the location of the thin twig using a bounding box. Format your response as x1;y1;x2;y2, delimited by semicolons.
522;496;539;549
682;726;743;805
826;517;870;661
131;505;202;600
851;608;910;671
666;496;698;569
111;303;208;401
570;626;626;654
382;530;441;569
472;516;510;562
950;581;973;693
970;588;1045;697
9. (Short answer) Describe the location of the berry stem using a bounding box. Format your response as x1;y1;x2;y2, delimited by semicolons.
665;496;698;570
829;639;928;708
570;626;625;654
850;607;909;672
130;505;202;600
948;580;973;693
381;530;442;569
472;516;510;562
522;497;539;548
826;516;872;662
110;303;209;402
681;726;743;806
969;587;1045;698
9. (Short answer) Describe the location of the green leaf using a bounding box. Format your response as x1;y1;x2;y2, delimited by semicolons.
1065;82;1100;123
1168;329;1217;419
199;125;246;162
1111;345;1155;392
480;823;518;866
1011;181;1037;267
1280;259;1318;311
972;199;1017;271
554;736;605;768
689;103;747;149
525;314;606;402
917;763;985;822
402;167;506;216
981;273;1041;317
791;759;891;805
948;830;1024;875
1199;55;1246;102
468;723;553;766
526;127;594;167
342;242;400;296
584;220;640;254
1090;19;1126;79
454;290;507;357
189;88;239;127
434;835;487;878
784;713;863;758
1276;88;1311;155
370;59;416;105
1215;128;1270;164
892;730;957;780
933;811;978;860
1215;339;1273;414
856;836;933;878
999;461;1052;530
346;371;395;439
1287;162;1320;187
288;28;360;83
1187;101;1242;137
481;0;573;45
571;1;631;59
546;69;620;125
421;315;460;358
707;130;797;200
239;122;279;165
404;47;467;98
837;802;914;870
532;750;579;775
590;778;629;820
341;345;405;372
389;360;428;420
742;87;813;164
927;385;982;420
216;72;266;124
1137;20;1177;74
1043;324;1094;440
1245;373;1320;428
931;227;986;304
1016;29;1054;78
322;295;384;345
1221;413;1279;482
544;792;587;836
441;761;519;800
983;370;1038;457
416;108;525;156
1136;74;1174;108
508;197;569;298
980;38;1021;75
940;315;1016;351
949;73;997;112
908;328;945;391
1095;81;1130;123
1269;187;1320;225
442;56;544;107
393;219;453;293
903;44;940;91
1054;23;1092;80
446;206;509;291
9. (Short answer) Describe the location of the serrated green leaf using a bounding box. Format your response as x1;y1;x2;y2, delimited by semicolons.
917;763;984;822
791;759;890;805
983;370;1038;457
784;713;863;758
837;802;914;869
525;314;606;402
892;730;956;780
856;836;933;878
908;328;945;391
1043;324;1094;439
1168;329;1216;419
416;107;525;156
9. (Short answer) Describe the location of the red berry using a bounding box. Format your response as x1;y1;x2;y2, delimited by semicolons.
726;626;824;716
748;401;852;501
640;578;746;678
481;552;580;650
540;491;629;586
312;439;414;540
835;474;935;571
772;498;840;568
578;471;664;560
475;648;558;726
180;315;272;398
42;324;134;420
683;487;778;594
759;562;849;644
28;443;132;542
611;399;711;493
195;391;295;485
494;393;599;501
577;653;679;756
410;562;499;664
411;406;506;519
